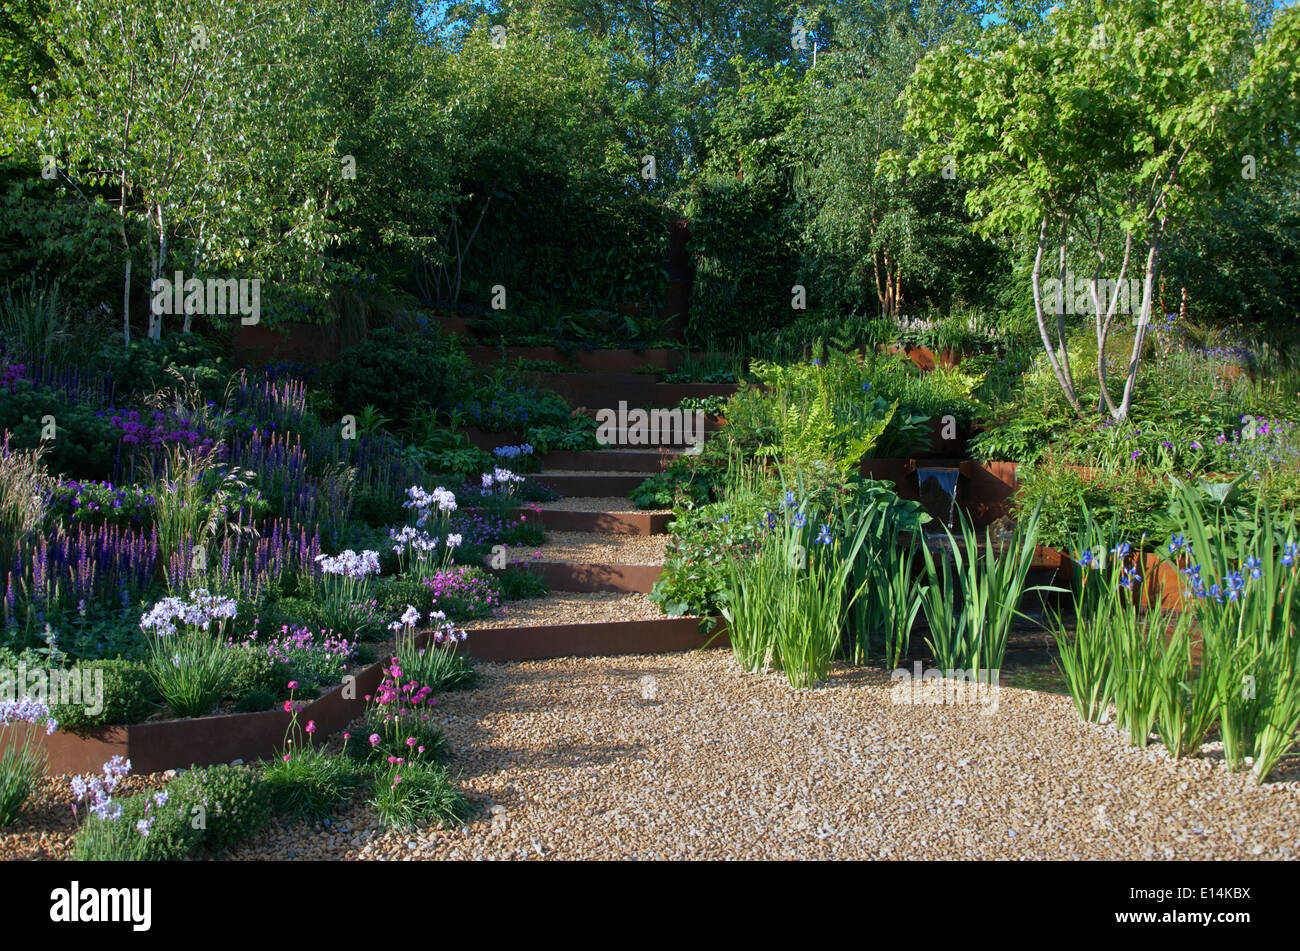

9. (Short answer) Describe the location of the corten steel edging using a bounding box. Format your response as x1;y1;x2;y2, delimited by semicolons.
4;650;393;775
2;615;729;773
544;449;678;473
857;458;1019;526
1;721;130;777
533;508;671;535
532;473;650;496
489;561;662;594
462;617;727;662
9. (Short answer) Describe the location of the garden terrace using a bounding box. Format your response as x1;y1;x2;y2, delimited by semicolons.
3;0;1300;872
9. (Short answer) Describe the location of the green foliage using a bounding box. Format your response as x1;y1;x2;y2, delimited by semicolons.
263;748;363;822
374;578;438;618
919;502;1052;677
1013;457;1179;549
233;688;279;713
169;764;273;853
102;333;227;401
497;566;549;601
72;789;204;861
396;637;477;694
0;735;44;827
49;659;160;731
145;631;238;719
369;760;466;833
225;646;292;703
326;329;469;428
345;708;448;768
0;381;118;480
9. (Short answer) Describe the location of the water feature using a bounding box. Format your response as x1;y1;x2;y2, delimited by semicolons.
916;466;961;530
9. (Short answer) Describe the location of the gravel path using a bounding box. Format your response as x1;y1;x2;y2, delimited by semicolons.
231;650;1300;861
462;593;666;628
507;531;668;565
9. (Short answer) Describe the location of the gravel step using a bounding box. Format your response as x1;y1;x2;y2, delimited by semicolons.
531;472;650;497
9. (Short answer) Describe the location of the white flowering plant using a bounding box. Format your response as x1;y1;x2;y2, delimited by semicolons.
139;589;239;718
313;549;384;639
388;525;461;580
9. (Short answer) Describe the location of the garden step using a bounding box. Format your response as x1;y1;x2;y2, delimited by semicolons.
496;561;662;593
544;448;681;472
505;531;668;565
517;372;657;408
532;497;671;535
576;407;725;431
458;592;723;660
488;531;666;592
531;471;650;496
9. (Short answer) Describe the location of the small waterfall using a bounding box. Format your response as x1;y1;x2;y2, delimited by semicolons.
917;466;961;529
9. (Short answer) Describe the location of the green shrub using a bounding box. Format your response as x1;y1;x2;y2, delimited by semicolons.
263;749;362;822
225;646;292;703
374;577;437;617
101;332;227;402
369;760;466;832
326;328;467;427
0;381;118;479
233;688;279;713
49;660;160;731
169;764;272;853
498;566;549;601
351;485;407;527
255;597;330;637
71;788;204;861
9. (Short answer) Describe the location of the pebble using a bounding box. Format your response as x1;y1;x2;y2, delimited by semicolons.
8;651;1298;862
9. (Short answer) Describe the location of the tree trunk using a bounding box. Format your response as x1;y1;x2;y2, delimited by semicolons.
1030;215;1083;414
1116;232;1163;419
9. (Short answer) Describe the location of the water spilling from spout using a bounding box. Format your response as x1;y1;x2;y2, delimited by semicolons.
917;466;960;530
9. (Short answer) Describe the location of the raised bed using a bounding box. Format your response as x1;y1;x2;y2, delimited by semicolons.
1;653;386;775
2;615;726;774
